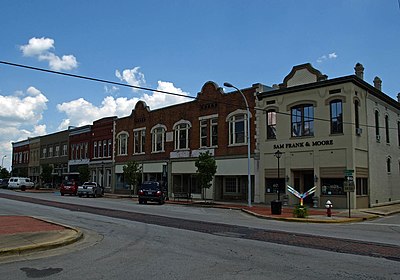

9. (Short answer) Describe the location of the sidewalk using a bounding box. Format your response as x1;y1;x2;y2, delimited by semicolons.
0;216;82;257
165;199;400;223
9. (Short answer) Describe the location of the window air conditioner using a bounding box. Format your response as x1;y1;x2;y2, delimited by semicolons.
356;128;362;135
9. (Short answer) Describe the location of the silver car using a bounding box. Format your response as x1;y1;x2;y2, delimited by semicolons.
77;182;104;198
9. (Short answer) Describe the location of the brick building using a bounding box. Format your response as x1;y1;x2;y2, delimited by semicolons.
114;81;268;200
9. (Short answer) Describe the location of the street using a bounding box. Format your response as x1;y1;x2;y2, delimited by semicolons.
0;189;399;279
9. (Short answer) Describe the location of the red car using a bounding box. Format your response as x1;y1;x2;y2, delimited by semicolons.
60;180;78;196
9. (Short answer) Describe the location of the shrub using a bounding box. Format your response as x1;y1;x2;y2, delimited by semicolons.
293;205;308;218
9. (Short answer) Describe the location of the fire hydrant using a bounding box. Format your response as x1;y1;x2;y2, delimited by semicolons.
325;200;333;217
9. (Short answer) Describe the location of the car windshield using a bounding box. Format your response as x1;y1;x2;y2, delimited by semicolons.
64;181;75;186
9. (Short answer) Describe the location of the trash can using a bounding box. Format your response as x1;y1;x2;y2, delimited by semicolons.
271;200;282;215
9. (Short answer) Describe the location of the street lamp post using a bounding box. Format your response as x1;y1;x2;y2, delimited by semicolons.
224;82;252;207
274;150;282;201
1;155;6;168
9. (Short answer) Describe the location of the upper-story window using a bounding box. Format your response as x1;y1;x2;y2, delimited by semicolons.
94;142;97;158
151;125;166;153
42;147;47;159
48;146;53;158
62;144;68;156
291;104;314;137
227;111;248;145
375;110;380;139
385;115;390;144
117;133;128;155
98;140;102;158
103;140;107;157
267;110;277;139
174;121;191;150
134;129;146;154
398;121;400;146
199;117;218;148
55;145;60;157
330;100;343;134
354;100;360;131
387;157;391;173
108;140;112;158
84;143;88;159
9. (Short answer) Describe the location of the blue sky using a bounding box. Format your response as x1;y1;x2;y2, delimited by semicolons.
0;0;399;169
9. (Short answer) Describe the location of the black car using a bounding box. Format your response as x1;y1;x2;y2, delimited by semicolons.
138;181;166;204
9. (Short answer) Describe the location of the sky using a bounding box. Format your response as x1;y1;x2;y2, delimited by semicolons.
0;0;399;169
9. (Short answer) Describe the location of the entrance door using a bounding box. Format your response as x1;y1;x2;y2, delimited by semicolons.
292;170;314;205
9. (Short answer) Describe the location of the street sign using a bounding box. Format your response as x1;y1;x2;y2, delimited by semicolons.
344;181;355;192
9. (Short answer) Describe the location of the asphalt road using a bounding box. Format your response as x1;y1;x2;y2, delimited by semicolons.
0;190;399;279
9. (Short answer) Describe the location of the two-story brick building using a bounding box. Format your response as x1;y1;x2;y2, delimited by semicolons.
256;63;400;208
114;81;268;200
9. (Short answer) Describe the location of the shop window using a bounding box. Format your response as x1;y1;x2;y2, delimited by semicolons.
330;100;343;134
291;104;314;137
356;178;368;196
265;178;285;194
224;177;241;194
321;178;344;195
267;110;277;139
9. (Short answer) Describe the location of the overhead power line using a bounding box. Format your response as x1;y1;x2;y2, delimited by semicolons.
0;60;398;131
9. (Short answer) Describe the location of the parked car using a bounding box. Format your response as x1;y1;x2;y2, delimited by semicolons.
60;180;78;196
8;177;35;191
0;178;9;189
77;182;104;198
138;181;166;204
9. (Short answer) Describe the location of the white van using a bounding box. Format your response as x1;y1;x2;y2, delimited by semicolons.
8;177;35;190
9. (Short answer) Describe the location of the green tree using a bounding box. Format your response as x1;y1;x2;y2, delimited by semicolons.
40;164;53;186
78;165;90;183
195;151;217;200
0;168;10;179
123;160;142;195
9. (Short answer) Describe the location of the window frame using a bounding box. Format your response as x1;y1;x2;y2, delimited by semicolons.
330;99;343;134
227;112;247;146
133;128;146;154
174;121;191;150
117;132;128;156
151;125;166;153
291;104;314;137
267;109;277;139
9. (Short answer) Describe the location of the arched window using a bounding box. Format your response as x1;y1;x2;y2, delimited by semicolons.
117;133;128;155
291;104;314;137
387;157;391;173
174;122;191;150
375;110;380;139
330;100;343;134
151;125;166;153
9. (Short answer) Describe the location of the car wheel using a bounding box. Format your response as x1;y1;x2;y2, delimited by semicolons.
86;193;90;198
61;193;64;196
78;193;82;197
138;199;142;204
93;192;96;198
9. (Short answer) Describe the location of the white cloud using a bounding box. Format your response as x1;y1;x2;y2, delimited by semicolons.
20;37;78;71
143;81;190;110
104;85;119;94
20;37;54;56
57;70;191;129
115;67;146;92
317;52;338;63
0;87;48;169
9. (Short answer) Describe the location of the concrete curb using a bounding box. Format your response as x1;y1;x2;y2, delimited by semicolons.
241;209;380;223
0;218;83;256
